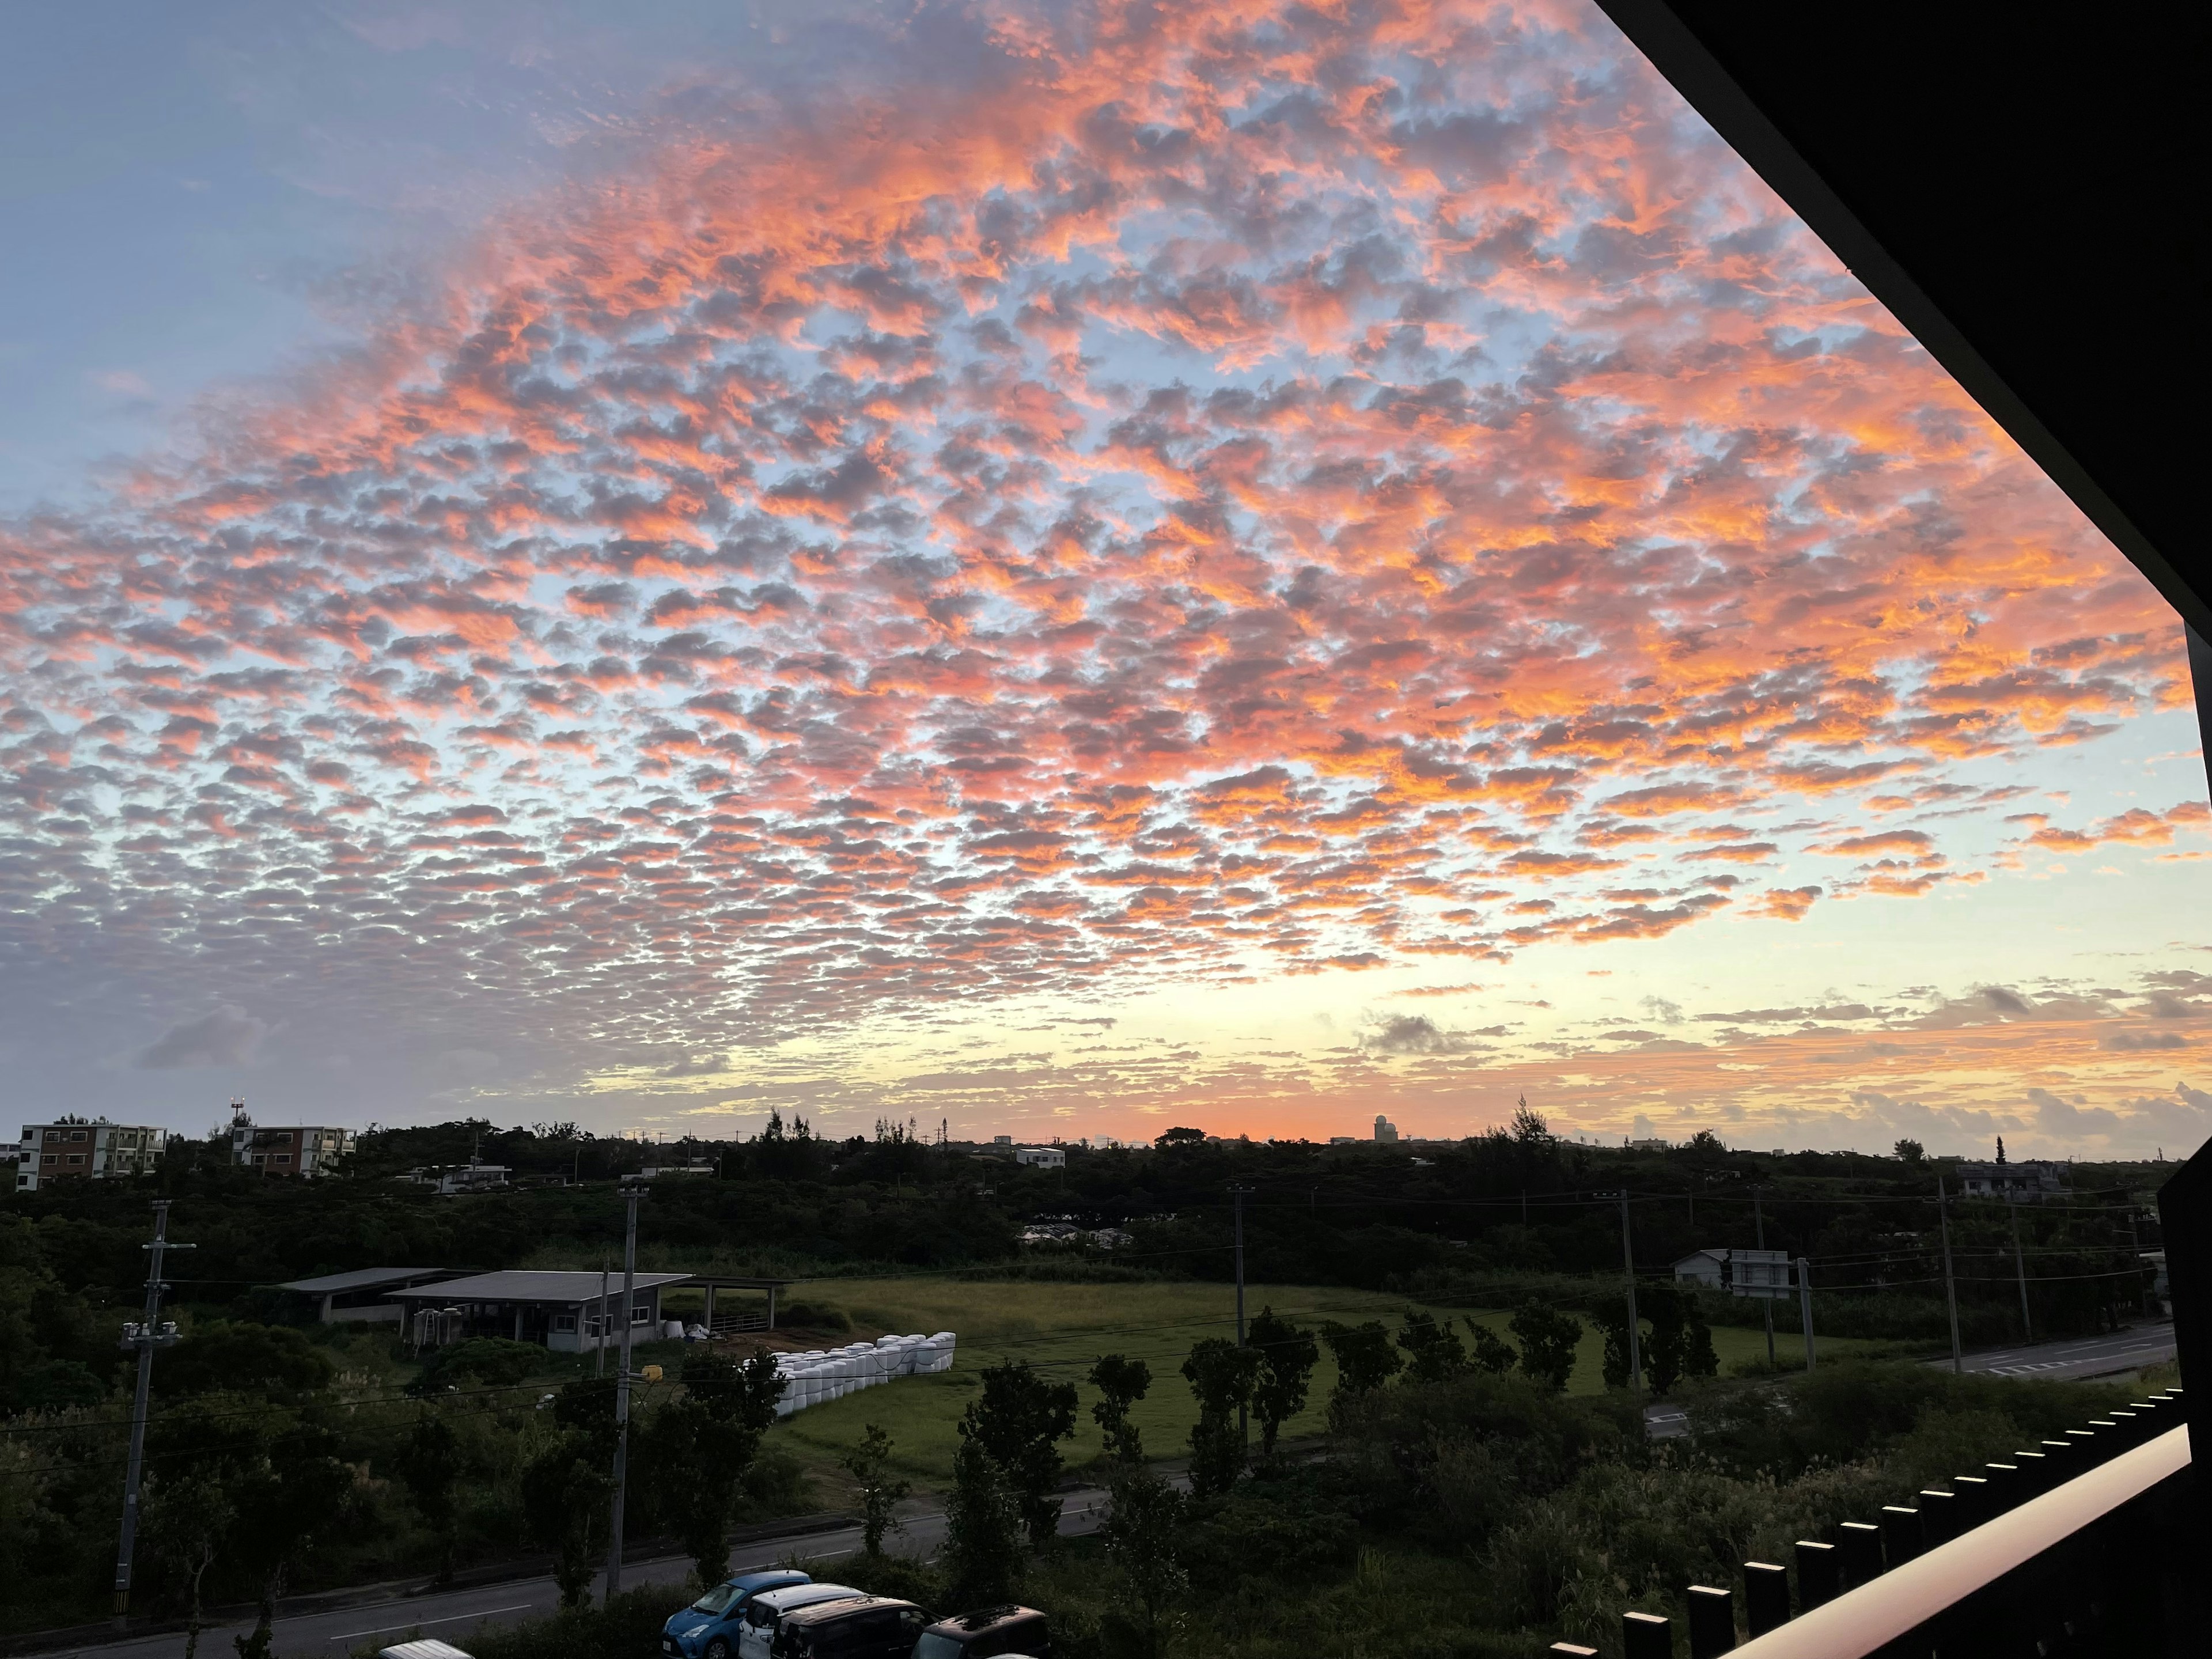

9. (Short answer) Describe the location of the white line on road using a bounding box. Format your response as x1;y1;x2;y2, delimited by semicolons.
329;1604;535;1642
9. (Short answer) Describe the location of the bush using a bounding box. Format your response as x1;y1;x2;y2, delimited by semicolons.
460;1587;690;1659
408;1339;544;1395
775;1301;851;1331
155;1323;336;1400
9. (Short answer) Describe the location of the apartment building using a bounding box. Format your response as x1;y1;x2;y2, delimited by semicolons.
229;1102;353;1177
16;1120;169;1192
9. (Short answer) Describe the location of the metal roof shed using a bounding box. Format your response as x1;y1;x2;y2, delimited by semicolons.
390;1269;690;1352
276;1267;466;1324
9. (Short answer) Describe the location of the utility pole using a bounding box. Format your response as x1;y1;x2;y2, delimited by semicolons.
1938;1176;1962;1374
2008;1190;2033;1342
1797;1255;1816;1372
1230;1184;1253;1452
114;1201;190;1616
1618;1192;1642;1395
2125;1206;2147;1321
1754;1188;1774;1367
595;1256;611;1380
605;1181;643;1600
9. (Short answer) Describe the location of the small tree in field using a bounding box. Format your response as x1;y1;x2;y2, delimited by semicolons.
1089;1353;1152;1463
1509;1300;1582;1392
1100;1463;1188;1659
1180;1338;1263;1497
1395;1310;1468;1383
144;1469;233;1659
394;1412;463;1583
961;1359;1078;1548
1466;1320;1518;1375
942;1434;1024;1607
1247;1307;1319;1455
1320;1319;1403;1426
840;1424;911;1556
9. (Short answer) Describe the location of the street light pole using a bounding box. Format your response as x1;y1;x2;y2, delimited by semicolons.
1938;1176;1963;1373
1619;1191;1642;1395
605;1182;643;1600
1797;1255;1816;1372
113;1201;190;1616
1230;1184;1253;1452
1754;1188;1774;1367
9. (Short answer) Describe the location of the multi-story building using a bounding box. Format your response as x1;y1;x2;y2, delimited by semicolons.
16;1120;169;1192
229;1101;353;1177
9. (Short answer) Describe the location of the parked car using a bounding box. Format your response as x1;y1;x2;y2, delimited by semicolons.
663;1569;813;1659
912;1605;1050;1659
769;1596;934;1658
377;1643;474;1659
740;1583;872;1659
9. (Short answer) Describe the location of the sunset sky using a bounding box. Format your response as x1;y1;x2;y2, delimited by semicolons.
4;0;2208;1158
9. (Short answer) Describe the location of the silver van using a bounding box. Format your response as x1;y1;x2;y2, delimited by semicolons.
738;1584;866;1659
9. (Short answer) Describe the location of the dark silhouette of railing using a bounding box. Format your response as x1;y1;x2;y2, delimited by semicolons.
1548;1391;2191;1657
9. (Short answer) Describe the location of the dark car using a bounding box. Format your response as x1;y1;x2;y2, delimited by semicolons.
911;1605;1050;1659
769;1596;933;1659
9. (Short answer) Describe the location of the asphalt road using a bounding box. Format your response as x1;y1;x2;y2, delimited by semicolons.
1936;1320;2177;1382
44;1492;1111;1659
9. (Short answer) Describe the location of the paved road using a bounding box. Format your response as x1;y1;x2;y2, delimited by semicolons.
1933;1321;2176;1382
44;1493;1111;1659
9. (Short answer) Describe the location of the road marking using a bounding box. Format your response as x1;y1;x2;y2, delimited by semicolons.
329;1604;536;1642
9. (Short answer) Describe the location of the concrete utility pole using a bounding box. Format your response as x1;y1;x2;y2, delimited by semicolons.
595;1256;611;1380
1797;1255;1816;1372
2008;1190;2033;1342
1754;1188;1774;1367
2125;1206;2147;1320
1230;1184;1253;1451
605;1182;643;1600
1618;1191;1642;1394
113;1201;191;1616
1938;1177;1963;1373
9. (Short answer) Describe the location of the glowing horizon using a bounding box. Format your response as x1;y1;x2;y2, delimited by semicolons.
2;0;2207;1160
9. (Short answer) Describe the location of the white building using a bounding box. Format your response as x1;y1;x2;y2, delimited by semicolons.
1955;1160;2066;1201
1674;1247;1793;1300
229;1102;353;1177
16;1120;169;1192
1015;1146;1066;1169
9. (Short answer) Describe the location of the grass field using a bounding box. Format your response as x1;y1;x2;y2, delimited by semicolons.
751;1277;1900;1487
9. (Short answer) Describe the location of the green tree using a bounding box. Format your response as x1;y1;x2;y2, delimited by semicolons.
941;1434;1024;1608
839;1424;911;1557
960;1359;1078;1548
1395;1311;1467;1384
1180;1338;1263;1498
1248;1308;1319;1455
1641;1282;1717;1395
1592;1305;1635;1389
142;1468;233;1659
1099;1463;1187;1659
229;1422;355;1659
158;1323;336;1401
1510;1097;1550;1142
1508;1301;1582;1392
521;1434;615;1609
1088;1353;1153;1464
1465;1320;1518;1375
658;1348;785;1586
393;1412;463;1584
1320;1320;1402;1397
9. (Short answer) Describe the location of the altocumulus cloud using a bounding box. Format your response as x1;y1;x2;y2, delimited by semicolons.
135;1007;272;1071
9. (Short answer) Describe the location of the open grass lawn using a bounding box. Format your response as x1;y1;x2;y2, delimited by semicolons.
752;1277;1899;1487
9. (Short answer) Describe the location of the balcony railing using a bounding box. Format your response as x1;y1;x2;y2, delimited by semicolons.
1551;1391;2191;1657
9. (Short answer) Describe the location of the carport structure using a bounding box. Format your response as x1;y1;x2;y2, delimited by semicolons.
389;1268;690;1352
682;1274;791;1335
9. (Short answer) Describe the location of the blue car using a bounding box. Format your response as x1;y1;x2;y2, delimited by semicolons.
662;1569;812;1659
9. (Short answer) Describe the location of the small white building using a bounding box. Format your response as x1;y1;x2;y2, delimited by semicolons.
1674;1247;1793;1300
1373;1116;1399;1144
1015;1146;1066;1169
1955;1160;2066;1201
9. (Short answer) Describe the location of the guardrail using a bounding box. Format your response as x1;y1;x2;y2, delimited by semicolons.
1551;1389;2190;1657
